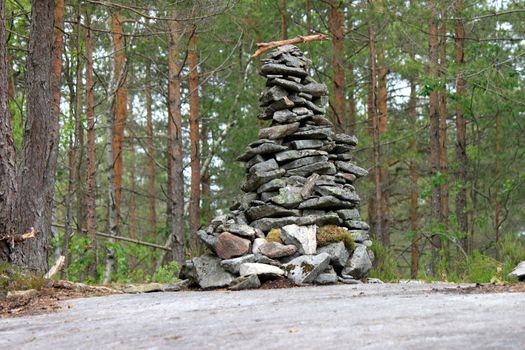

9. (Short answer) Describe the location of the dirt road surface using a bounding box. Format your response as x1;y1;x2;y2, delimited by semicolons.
1;283;524;349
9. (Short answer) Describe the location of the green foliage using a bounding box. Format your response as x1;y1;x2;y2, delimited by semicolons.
500;235;525;280
317;225;355;252
0;262;48;292
368;241;399;282
151;261;180;284
464;251;500;283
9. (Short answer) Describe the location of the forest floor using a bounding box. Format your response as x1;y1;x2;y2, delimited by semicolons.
1;281;525;349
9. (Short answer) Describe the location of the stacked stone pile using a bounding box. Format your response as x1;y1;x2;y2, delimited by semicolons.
181;45;374;290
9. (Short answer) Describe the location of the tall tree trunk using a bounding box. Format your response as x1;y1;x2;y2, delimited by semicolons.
428;0;442;265
62;2;82;279
129;143;137;240
494;113;500;260
376;13;389;247
188;26;201;250
279;0;288;40
104;10;127;283
164;11;185;265
367;3;383;246
145;57;156;240
85;8;97;279
51;0;64;144
328;0;346;133
409;78;419;279
12;0;56;273
201;114;211;222
454;0;468;252
0;0;18;262
438;16;449;228
111;11;127;226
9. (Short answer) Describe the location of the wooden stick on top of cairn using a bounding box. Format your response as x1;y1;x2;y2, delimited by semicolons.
180;43;373;290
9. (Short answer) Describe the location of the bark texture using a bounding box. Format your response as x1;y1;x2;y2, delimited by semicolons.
328;0;346;132
111;11;128;223
428;1;442;259
454;0;468;251
0;0;18;262
85;8;97;278
166;13;184;264
12;0;57;273
188;26;201;248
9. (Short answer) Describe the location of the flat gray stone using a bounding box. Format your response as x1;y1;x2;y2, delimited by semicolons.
337;209;361;221
264;97;296;117
241;168;286;192
291;126;332;139
258;242;297;259
244;154;266;169
338;276;363;284
291;139;324;150
298;196;354;210
228;274;261;291
239;263;285;278
250;217;300;233
268;77;303;92
297;212;342;226
221;254;256;274
314;266;338;285
270;186;303;209
260;85;288;106
260;63;307;77
259;122;300;140
316;186;360;202
316;241;350;268
246;204;300;221
343;220;370;230
274;149;327;163
311;115;333;126
286;161;336;177
335;161;369;177
281;155;329;170
342;244;372;279
193;255;235;289
281;224;317;254
347;230;369;243
219;223;257;239
249;158;278;174
302;82;327;96
333;133;358;146
257;178;286;193
254;254;283;267
237;143;288;162
196;230;217;252
285;253;331;285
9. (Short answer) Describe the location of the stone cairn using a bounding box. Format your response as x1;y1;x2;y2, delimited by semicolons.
181;45;374;290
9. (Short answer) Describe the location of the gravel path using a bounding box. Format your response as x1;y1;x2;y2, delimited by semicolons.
1;283;524;349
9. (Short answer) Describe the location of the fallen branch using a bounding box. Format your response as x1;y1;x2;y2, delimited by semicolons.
52;224;170;251
0;227;37;244
53;280;120;293
252;34;328;57
44;255;65;279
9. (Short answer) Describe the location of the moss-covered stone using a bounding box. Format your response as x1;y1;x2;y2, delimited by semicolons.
266;228;283;244
317;225;355;252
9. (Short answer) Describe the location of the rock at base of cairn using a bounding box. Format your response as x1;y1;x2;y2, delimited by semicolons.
181;45;373;289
